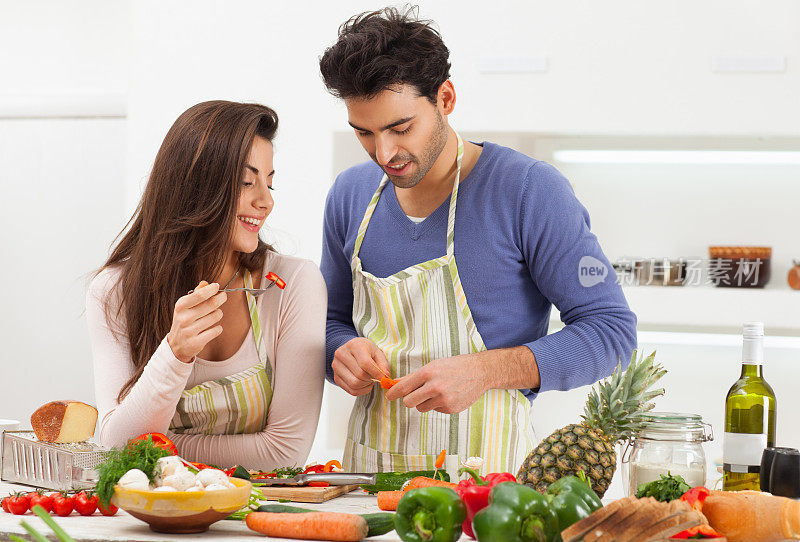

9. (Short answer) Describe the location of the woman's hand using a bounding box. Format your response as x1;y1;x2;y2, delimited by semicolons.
166;280;227;363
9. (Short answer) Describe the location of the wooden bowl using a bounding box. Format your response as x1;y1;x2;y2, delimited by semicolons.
112;477;251;534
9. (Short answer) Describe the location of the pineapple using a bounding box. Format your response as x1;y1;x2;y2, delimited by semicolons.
517;350;666;498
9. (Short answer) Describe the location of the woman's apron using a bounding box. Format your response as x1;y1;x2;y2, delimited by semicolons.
169;268;274;435
343;133;535;475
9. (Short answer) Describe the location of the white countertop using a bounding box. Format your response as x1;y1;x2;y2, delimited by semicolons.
0;481;473;541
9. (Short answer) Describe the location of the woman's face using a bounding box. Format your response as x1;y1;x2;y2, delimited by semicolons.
232;135;274;254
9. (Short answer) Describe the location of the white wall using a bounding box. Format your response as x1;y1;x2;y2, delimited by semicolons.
2;1;799;486
0;0;130;425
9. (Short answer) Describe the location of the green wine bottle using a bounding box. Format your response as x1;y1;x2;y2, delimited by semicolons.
723;322;777;491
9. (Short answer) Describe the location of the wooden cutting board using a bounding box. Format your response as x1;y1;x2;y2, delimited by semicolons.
257;484;361;503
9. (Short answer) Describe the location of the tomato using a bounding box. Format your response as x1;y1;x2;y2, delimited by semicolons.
74;491;98;516
52;493;74;517
97;501;118;516
1;496;10;513
29;492;53;514
129;432;178;455
7;493;30;515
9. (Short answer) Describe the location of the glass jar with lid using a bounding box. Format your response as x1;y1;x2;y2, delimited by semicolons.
622;412;714;496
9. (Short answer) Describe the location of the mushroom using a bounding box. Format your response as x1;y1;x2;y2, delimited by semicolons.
118;468;151;491
196;468;229;488
163;469;197;491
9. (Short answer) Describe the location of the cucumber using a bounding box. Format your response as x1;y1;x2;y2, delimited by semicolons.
256;504;395;537
360;470;450;494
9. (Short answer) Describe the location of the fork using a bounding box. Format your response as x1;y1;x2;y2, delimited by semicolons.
188;282;276;296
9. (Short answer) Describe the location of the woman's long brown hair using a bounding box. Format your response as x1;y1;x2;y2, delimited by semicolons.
100;100;278;402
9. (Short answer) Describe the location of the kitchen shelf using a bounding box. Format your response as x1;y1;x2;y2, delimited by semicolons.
550;285;800;336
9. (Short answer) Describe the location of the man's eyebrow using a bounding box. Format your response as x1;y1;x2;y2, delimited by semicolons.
348;116;415;133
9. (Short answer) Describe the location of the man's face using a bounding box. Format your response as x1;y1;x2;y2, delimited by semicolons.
346;84;448;189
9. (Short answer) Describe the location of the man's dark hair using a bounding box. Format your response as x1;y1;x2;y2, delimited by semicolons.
319;6;451;103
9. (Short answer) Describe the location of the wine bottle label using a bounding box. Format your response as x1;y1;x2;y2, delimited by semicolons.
723;431;767;471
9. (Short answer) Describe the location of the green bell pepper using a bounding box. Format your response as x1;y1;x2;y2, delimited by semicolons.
472;482;560;542
544;475;602;536
394;487;466;542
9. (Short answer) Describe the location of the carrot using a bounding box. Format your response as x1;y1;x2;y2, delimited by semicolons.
246;511;368;541
435;449;446;469
379;376;399;389
376;490;404;511
402;476;458;491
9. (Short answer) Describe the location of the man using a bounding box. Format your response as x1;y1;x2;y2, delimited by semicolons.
318;7;637;474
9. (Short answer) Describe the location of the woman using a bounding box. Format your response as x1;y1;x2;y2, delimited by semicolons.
87;101;326;470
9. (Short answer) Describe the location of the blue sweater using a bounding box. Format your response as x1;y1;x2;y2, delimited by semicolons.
320;141;637;399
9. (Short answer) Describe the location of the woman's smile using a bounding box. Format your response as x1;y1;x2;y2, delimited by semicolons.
237;214;264;232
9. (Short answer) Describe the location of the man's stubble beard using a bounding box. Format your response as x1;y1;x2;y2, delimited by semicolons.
387;111;448;189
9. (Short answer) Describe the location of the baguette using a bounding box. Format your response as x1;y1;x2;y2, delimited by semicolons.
561;497;637;542
703;490;800;542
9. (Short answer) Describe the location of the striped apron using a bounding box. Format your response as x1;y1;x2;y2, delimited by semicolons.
343;134;535;475
169;268;274;435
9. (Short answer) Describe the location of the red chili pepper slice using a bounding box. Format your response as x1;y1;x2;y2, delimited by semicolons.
308;481;330;488
265;272;286;290
302;464;326;474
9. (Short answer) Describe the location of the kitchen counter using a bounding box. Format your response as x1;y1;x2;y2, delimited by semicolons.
0;481;463;541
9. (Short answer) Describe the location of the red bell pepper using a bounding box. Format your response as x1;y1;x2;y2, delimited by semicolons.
670;487;724;539
455;467;517;539
130;432;178;455
302;464;326;474
323;460;342;473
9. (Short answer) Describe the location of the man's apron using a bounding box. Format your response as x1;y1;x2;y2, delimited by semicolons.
169;268;274;435
343;134;535;474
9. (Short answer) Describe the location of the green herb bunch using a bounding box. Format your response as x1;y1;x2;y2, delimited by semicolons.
635;471;691;502
272;465;304;478
95;437;172;505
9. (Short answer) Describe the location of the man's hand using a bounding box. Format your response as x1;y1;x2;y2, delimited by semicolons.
385;346;540;414
332;337;392;397
384;353;489;414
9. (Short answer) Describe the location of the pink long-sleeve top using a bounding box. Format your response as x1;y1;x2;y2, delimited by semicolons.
86;252;326;470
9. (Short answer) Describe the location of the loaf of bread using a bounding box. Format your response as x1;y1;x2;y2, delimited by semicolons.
703;490;800;542
30;401;97;443
562;496;704;542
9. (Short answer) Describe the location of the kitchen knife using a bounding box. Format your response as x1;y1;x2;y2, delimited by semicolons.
254;472;377;486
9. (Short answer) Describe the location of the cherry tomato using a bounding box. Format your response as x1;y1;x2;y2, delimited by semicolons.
74;491;98;516
29;492;53;514
52;493;74;517
1;496;10;513
97;501;118;516
7;493;30;515
129;432;178;455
